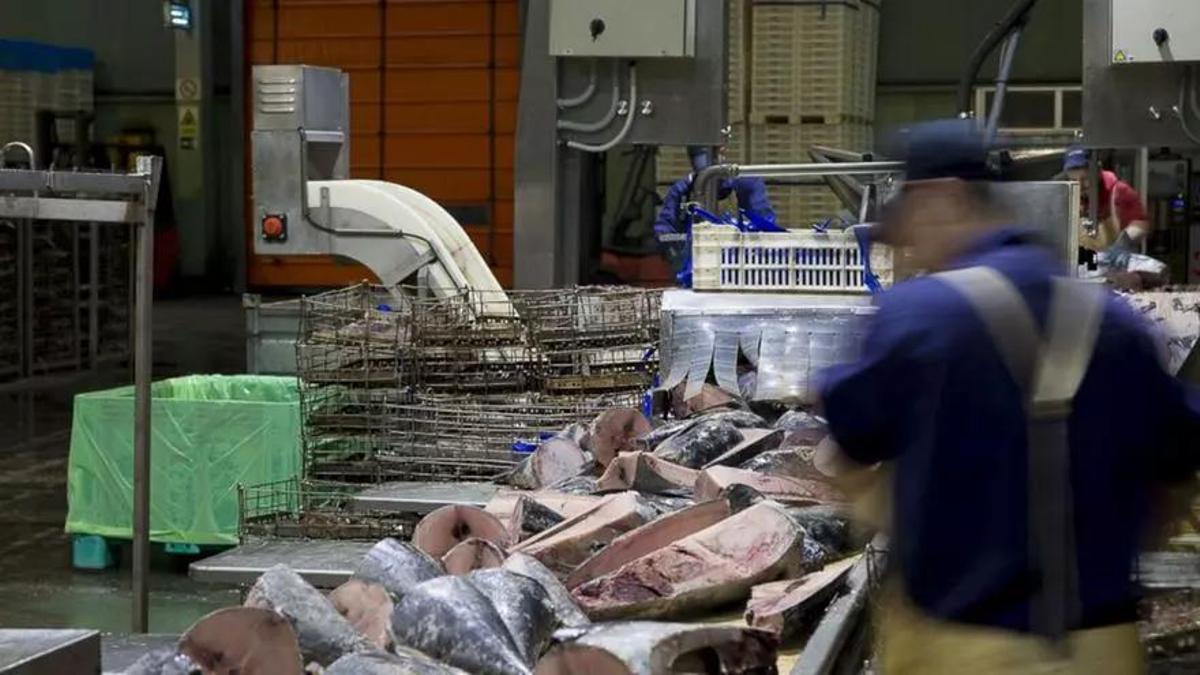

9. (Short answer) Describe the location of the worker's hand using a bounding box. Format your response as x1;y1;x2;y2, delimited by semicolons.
1101;231;1135;271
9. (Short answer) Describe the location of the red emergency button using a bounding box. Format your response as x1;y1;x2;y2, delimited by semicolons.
261;214;287;242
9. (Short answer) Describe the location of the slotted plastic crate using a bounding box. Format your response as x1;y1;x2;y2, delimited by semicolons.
692;224;893;293
749;0;878;124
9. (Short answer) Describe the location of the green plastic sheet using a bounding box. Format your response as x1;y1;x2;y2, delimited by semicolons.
66;375;302;545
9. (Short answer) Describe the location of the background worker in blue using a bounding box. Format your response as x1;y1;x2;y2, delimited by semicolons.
817;119;1200;673
652;146;774;284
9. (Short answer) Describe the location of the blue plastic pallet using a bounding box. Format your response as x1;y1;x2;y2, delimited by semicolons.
71;535;227;571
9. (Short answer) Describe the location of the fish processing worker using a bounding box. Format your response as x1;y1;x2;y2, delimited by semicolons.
653;146;774;283
816;119;1200;674
1063;146;1151;270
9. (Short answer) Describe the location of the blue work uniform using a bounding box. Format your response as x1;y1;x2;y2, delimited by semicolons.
819;227;1200;633
652;175;774;277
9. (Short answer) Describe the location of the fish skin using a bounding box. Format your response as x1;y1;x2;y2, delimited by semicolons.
773;409;828;447
244;564;375;667
652;419;744;469
545;475;598;495
391;575;532;675
785;504;859;558
698;409;769;429
535;622;778;675
511;495;566;542
738;449;815;480
468;568;560;665
633;419;697;453
121;649;200;675
354;538;444;600
502;553;591;629
324;649;468;675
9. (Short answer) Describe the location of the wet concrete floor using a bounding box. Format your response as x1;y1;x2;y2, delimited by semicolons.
0;295;249;636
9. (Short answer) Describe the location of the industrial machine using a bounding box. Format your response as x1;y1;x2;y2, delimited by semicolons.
251;65;504;299
515;0;729;288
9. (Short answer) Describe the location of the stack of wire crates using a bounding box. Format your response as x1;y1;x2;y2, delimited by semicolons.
295;283;660;484
748;0;881;227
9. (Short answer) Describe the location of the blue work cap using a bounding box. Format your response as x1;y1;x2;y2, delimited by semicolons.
1063;145;1089;171
892;118;993;182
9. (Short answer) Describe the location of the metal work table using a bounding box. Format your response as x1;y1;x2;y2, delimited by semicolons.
349;481;500;515
101;634;177;674
0;629;100;674
189;538;373;588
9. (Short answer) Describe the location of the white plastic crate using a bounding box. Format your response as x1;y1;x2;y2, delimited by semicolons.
692;224;893;293
749;0;877;123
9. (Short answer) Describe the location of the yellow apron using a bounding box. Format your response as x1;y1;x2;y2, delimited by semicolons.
877;585;1145;675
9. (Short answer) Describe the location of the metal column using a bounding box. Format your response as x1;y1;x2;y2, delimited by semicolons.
0;158;162;632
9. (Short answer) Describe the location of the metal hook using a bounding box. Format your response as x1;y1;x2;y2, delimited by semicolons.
0;142;36;170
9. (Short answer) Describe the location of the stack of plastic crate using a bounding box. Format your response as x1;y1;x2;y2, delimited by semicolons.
0;40;95;155
747;0;880;226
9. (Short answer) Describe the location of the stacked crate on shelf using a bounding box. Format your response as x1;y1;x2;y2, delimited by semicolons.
750;123;874;227
296;284;413;482
30;223;80;374
0;225;17;382
94;226;131;362
747;0;880;226
0;40;95;153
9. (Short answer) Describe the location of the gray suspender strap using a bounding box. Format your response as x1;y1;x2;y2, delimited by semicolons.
937;267;1107;641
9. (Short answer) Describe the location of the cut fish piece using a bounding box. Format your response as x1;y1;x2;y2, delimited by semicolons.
556;422;591;451
412;505;510;559
565;498;734;590
694;465;843;505
510;495;567;542
653;418;743;469
595;452;698;495
701;428;784;468
513;492;655;578
329;579;394;650
468;568;558;666
391;575;531;675
544;475;598;495
244;565;374;666
122;649;199;675
442;537;508;575
739;448;815;480
571;501;805;620
773;409;829;448
534;622;777;675
178;607;303;675
671;383;738;419
353;538;443;600
502;553;591;628
504;438;589;490
744;555;859;639
589;408;653;467
485;490;601;530
325;650;466;674
633;419;697;453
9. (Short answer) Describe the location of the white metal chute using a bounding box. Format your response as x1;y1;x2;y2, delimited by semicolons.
307;180;508;308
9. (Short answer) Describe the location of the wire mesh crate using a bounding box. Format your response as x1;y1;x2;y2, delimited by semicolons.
238;478;417;540
538;345;658;394
523;287;662;351
382;392;643;481
297;283;412;387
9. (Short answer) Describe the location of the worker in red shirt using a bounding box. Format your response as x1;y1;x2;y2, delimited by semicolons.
1063;147;1150;269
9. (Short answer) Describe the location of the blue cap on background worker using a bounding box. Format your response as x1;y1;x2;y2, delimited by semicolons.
1063;146;1151;269
816;118;1200;673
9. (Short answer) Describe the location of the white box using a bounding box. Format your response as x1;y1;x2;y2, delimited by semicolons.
550;0;695;58
1111;0;1200;64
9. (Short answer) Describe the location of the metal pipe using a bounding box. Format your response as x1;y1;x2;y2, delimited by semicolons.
556;59;597;108
565;64;638;154
695;161;904;212
131;157;161;633
956;0;1040;117
985;25;1024;145
557;68;620;133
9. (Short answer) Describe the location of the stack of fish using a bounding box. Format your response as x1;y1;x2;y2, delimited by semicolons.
129;385;869;674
